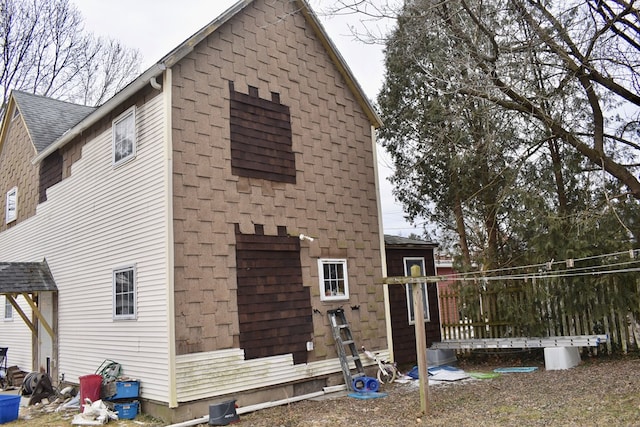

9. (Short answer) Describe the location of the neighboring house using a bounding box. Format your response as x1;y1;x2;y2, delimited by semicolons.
435;256;463;339
384;235;442;366
0;0;388;422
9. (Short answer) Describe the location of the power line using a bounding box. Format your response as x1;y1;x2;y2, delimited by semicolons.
451;249;638;277
449;266;640;283
435;249;640;283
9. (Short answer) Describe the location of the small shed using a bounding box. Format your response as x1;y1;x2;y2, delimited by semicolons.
384;235;441;366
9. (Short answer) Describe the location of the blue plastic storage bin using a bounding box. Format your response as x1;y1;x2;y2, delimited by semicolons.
108;380;139;400
114;401;138;420
0;395;20;424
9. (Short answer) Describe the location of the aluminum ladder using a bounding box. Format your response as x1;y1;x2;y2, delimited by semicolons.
327;308;365;390
430;335;609;350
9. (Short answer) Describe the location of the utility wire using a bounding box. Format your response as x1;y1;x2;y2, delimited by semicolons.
431;249;640;283
448;266;640;283
444;249;639;278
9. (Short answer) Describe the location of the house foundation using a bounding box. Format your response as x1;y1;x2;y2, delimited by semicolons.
142;374;343;424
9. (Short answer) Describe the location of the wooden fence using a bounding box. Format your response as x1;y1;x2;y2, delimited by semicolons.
438;275;640;354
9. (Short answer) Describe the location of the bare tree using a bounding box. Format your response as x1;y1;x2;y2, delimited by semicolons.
327;0;640;200
426;0;640;197
0;0;140;113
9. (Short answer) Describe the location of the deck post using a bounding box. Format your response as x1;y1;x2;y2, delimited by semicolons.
411;264;429;414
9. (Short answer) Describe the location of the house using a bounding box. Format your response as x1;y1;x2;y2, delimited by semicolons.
384;234;442;366
435;256;464;340
0;0;388;422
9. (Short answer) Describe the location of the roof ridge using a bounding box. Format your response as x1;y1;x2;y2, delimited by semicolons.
32;0;381;162
12;89;94;108
12;90;96;153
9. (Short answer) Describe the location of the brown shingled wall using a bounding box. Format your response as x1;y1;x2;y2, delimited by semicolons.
171;0;385;358
0;110;39;231
235;225;312;364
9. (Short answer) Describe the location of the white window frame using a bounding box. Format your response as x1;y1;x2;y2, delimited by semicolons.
319;259;349;301
112;107;137;167
404;257;430;324
3;297;12;321
5;187;17;224
113;265;137;320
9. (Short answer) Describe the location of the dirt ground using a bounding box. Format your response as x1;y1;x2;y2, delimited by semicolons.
233;353;640;427
5;353;640;426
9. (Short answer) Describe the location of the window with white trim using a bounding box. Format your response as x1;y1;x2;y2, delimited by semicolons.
4;297;12;320
113;265;136;320
404;257;430;324
319;259;349;301
5;187;17;223
112;108;136;166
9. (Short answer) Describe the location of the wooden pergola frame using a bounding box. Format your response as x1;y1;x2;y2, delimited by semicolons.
383;268;443;415
0;260;58;379
4;292;55;339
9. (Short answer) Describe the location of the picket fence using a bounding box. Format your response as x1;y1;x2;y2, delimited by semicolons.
438;279;640;354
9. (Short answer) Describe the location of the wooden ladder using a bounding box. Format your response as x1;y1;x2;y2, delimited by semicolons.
327;308;365;390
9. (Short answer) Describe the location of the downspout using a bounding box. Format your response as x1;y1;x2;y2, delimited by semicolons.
150;77;162;90
160;68;178;408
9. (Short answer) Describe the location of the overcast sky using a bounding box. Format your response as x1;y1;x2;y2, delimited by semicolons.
74;0;422;237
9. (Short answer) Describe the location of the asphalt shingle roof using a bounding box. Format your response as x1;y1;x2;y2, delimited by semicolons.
0;261;57;293
384;234;438;247
12;91;95;153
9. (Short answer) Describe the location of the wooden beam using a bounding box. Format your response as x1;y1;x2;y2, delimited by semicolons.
383;275;442;285
382;272;439;414
410;265;429;415
22;293;54;338
6;294;37;334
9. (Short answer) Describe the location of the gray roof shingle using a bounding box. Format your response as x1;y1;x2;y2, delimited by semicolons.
0;260;57;293
384;234;438;247
12;91;95;153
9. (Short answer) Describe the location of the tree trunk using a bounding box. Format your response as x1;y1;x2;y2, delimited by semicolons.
548;139;568;216
452;186;472;269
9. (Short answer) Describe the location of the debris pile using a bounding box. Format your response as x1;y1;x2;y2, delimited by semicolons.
71;399;118;426
18;359;140;425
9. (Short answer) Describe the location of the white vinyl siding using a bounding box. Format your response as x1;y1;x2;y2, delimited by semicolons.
0;295;33;370
0;93;169;402
175;347;391;401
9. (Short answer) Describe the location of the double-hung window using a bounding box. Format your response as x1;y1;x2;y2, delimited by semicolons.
113;266;136;320
3;298;12;321
5;187;16;224
404;257;430;324
112;108;136;166
319;259;349;301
